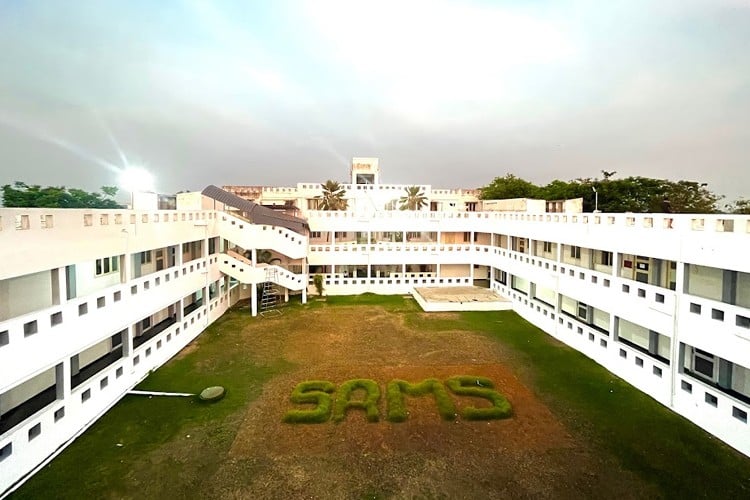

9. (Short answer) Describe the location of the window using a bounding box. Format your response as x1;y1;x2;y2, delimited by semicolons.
494;269;507;285
28;423;41;441
140;251;152;264
570;246;581;259
466;202;477;212
310;231;322;238
577;302;588;321
618;318;670;362
0;443;12;462
693;349;716;380
599;251;613;266
95;256;119;276
463;232;471;242
543;241;553;253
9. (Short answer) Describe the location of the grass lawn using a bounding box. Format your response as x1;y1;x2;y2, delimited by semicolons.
12;295;750;499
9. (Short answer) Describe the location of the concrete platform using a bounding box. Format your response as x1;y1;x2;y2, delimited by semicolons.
412;286;512;312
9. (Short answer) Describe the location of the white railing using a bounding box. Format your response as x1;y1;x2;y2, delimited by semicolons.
218;254;306;290
303;210;750;235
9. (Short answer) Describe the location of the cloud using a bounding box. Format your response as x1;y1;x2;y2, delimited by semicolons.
301;0;578;124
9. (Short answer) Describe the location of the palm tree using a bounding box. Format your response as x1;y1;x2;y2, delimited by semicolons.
399;186;427;211
317;180;348;210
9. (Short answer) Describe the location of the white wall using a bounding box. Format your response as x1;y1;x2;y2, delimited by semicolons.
618;318;650;349
75;262;121;298
0;367;55;414
78;338;111;369
441;264;470;277
534;285;556;305
0;271;52;321
687;264;723;301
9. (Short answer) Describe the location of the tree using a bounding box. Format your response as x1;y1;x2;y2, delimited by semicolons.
479;174;540;200
256;249;273;264
478;174;722;213
1;182;123;208
317;180;348;211
725;198;750;214
398;186;427;211
662;181;721;214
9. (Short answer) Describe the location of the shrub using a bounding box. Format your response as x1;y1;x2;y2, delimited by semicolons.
332;379;381;423
386;379;456;422
282;380;336;424
313;274;324;296
445;375;512;420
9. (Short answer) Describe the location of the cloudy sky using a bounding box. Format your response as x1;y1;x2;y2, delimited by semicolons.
0;0;748;201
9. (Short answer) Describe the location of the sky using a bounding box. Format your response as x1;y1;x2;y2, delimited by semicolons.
0;0;748;203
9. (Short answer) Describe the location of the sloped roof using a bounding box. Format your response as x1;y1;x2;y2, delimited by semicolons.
201;185;308;234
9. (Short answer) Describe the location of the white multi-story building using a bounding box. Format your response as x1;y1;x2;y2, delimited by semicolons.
1;158;749;495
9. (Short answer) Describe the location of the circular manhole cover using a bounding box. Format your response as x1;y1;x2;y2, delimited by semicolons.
199;386;225;402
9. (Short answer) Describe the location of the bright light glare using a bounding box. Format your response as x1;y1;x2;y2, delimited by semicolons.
118;167;155;193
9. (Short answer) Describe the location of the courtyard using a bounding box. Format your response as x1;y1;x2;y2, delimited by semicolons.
12;295;750;499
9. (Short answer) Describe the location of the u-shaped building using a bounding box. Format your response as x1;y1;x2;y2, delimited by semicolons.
1;158;749;494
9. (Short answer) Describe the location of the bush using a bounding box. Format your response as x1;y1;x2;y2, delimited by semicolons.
313;274;324;296
332;379;381;423
282;380;336;424
445;376;512;420
386;379;456;422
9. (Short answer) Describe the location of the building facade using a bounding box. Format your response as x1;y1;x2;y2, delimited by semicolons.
1;159;749;494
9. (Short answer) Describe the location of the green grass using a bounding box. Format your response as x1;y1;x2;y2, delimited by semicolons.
444;375;512;420
11;307;292;500
282;380;336;423
324;293;420;313
457;310;750;498
11;295;750;498
386;378;457;422
332;379;381;423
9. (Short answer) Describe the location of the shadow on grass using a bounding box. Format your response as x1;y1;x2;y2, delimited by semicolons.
11;308;293;500
459;310;750;498
12;296;750;499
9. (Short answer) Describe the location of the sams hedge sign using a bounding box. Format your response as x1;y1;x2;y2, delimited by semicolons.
283;376;512;423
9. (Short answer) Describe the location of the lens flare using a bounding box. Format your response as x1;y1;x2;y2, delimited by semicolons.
118;166;155;193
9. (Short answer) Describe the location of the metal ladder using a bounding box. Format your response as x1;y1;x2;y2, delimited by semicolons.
260;267;282;317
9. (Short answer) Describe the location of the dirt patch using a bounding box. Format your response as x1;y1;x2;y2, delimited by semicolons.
172;342;198;360
201;306;657;499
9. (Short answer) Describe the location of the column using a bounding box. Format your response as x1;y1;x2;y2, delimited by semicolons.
55;362;71;400
123;324;135;358
669;261;686;406
302;287;307;304
251;284;258;317
284;287;289;303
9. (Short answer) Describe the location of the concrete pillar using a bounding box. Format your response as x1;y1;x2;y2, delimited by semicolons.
251;248;257;266
70;355;80;377
669;261;686;405
302;287;307;304
56;362;71;400
284;288;289;303
123;324;135;358
251;285;258;317
176;244;183;267
51;267;67;306
613;252;621;278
